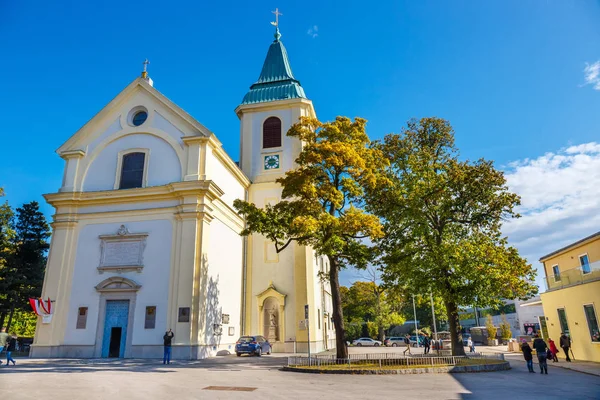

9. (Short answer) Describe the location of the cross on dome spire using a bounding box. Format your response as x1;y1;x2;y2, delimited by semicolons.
141;59;150;79
270;8;283;41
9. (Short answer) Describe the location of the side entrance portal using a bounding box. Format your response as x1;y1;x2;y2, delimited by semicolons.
102;300;130;358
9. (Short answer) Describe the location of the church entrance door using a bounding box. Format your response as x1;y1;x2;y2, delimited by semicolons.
102;300;130;358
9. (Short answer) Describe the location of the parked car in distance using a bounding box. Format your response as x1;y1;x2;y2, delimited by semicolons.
235;335;271;356
409;335;424;347
384;337;405;347
352;337;382;347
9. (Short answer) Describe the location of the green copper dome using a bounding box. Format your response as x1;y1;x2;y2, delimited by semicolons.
241;35;307;105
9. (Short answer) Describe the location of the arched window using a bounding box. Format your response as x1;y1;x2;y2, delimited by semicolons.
263;117;282;149
119;152;146;189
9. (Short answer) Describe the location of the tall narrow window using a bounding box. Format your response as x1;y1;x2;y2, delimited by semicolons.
76;307;88;329
552;265;560;281
263;117;282;148
580;254;591;274
119;152;145;189
583;304;600;342
145;306;156;329
318;309;321;330
557;308;569;335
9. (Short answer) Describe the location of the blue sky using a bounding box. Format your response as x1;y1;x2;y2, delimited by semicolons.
1;1;599;288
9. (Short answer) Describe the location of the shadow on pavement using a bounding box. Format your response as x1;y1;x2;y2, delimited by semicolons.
451;358;600;400
0;354;287;374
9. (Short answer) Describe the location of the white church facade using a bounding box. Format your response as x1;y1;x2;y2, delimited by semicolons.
31;26;335;359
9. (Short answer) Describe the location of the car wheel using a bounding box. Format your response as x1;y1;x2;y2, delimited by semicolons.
256;347;262;357
392;343;397;347
236;352;241;357
356;343;362;347
374;343;380;347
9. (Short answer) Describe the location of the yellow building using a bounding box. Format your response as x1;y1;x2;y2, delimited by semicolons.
539;231;600;362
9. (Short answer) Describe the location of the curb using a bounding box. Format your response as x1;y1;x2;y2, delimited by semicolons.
282;361;511;375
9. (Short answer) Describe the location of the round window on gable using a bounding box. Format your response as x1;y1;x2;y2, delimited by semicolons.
132;110;148;126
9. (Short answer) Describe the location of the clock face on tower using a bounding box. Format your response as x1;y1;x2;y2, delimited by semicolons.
264;154;280;170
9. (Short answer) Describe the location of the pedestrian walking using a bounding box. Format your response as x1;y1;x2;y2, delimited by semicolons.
520;340;534;373
422;333;431;354
0;327;8;365
163;329;174;365
403;334;411;355
532;335;549;374
559;333;571;362
467;337;475;353
548;339;559;362
5;333;17;366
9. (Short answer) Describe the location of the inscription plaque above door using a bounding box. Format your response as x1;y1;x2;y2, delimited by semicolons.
98;225;148;274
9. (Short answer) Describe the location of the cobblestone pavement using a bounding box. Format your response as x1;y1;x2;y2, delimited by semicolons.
1;351;599;400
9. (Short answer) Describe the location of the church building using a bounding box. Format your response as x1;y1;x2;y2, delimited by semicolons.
31;22;335;359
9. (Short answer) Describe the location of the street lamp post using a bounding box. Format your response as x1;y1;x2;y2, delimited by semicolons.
430;291;438;341
412;295;419;345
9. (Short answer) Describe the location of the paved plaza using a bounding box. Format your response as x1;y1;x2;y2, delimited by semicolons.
1;349;599;400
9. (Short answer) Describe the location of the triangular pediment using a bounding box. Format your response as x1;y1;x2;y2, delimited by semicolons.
57;77;214;156
95;276;141;292
256;281;286;307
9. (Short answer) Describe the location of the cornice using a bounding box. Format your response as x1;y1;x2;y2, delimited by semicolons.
59;149;86;160
234;98;314;117
44;180;225;208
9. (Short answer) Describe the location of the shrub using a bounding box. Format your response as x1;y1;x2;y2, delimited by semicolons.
486;315;498;340
500;314;512;340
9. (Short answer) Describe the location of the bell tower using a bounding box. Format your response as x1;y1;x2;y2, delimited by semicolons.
235;16;324;351
235;21;315;183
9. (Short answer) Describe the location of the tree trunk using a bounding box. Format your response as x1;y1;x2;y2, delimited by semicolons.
328;256;348;359
444;299;465;356
6;306;15;333
0;312;6;329
378;326;385;343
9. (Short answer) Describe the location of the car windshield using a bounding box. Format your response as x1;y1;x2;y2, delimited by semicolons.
237;336;255;343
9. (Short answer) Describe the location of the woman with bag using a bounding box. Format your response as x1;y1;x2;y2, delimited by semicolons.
548;338;559;362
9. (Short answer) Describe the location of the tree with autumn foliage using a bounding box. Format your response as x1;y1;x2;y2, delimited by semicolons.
234;116;389;358
367;117;537;356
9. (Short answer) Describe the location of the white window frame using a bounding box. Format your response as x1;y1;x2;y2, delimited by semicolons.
583;303;600;344
114;148;150;190
579;253;591;275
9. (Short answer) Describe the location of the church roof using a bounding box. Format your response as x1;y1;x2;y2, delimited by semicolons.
241;32;307;105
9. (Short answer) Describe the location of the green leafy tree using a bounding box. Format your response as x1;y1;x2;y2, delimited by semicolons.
367;117;538;355
3;201;50;331
341;279;405;341
9;310;38;337
234;116;389;358
0;193;15;328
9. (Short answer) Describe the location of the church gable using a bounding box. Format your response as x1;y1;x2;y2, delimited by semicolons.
58;78;212;155
54;77;224;193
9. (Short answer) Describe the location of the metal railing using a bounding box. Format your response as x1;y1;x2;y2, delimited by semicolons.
546;260;600;291
287;352;504;369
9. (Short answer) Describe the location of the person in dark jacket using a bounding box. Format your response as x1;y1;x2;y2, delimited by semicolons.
422;333;431;354
559;333;571;362
6;333;17;366
163;329;174;365
532;335;549;374
521;340;534;373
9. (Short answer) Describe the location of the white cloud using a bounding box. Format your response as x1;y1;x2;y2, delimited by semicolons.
583;61;600;90
503;142;600;289
307;25;318;39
